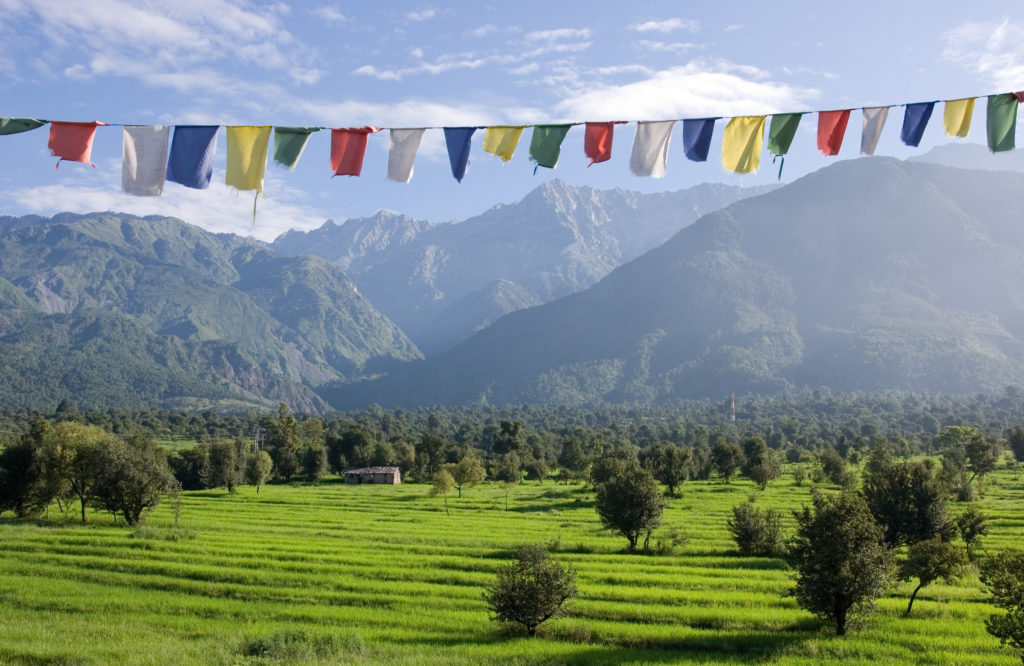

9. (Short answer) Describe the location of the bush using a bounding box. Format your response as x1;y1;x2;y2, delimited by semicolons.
485;545;576;636
727;498;784;557
981;551;1024;661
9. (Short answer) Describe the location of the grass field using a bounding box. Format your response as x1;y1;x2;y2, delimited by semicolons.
1;466;1022;665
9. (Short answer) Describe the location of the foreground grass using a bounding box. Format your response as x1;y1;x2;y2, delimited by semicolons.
1;468;1022;665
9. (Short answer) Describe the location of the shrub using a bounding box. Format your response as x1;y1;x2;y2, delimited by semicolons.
485;545;576;636
727;498;784;557
981;551;1024;660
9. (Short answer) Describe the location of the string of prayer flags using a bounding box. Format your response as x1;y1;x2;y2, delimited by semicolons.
901;102;934;148
721;115;766;174
860;107;889;155
584;121;620;165
273;127;318;169
166;125;219;189
331;126;380;177
444;127;476;182
817;110;851;156
483;126;525;162
630;120;675;178
987;93;1020;153
529;124;572;170
0;118;46;135
226;126;271;193
49;121;105;167
387;128;426;183
943;98;975;138
682;118;716;162
122;125;169;196
767;113;801;179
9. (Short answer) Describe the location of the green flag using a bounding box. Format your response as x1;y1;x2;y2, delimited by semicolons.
273;126;319;169
767;113;801;155
987;94;1019;153
529;124;572;169
0;118;47;136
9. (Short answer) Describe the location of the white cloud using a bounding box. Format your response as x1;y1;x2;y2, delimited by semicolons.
724;24;744;32
353;64;403;81
311;6;346;23
638;40;700;55
942;20;1024;90
554;60;818;121
632;18;699;34
406;8;436;22
470;24;497;38
524;28;592;42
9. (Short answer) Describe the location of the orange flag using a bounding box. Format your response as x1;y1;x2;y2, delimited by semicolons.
49;121;106;167
584;121;624;165
817;110;851;156
331;126;380;176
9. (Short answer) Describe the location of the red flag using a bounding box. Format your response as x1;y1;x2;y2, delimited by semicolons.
584;121;623;165
330;126;380;176
817;110;850;156
49;121;106;167
1013;91;1024;103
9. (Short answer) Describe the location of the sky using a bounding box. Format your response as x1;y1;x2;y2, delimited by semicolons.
0;1;1020;241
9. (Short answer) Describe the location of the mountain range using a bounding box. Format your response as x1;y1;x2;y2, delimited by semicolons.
322;156;1024;408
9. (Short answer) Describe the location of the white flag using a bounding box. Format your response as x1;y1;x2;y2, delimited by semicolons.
122;125;170;196
861;107;889;156
629;120;675;178
387;128;426;183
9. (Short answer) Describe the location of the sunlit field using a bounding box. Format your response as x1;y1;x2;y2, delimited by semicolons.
1;466;1022;665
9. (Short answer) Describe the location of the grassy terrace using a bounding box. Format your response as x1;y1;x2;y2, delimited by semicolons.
1;467;1022;665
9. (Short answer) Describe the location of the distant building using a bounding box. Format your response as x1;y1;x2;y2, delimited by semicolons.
344;466;401;485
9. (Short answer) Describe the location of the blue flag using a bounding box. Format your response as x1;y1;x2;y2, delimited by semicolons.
900;102;934;148
682;118;716;162
166;125;219;189
444;127;476;182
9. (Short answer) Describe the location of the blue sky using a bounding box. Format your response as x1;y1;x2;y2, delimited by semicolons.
0;1;1019;240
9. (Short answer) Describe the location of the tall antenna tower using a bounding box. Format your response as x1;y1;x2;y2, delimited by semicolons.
731;393;736;422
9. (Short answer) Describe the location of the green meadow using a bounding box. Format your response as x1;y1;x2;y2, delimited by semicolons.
1;467;1022;665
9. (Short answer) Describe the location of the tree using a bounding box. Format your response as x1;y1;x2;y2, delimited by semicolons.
787;491;894;636
981;551;1024;661
265;404;300;481
742;436;781;490
492;420;525;455
208;438;246;492
649;443;692;496
0;438;48;518
501;480;516;510
557;436;588;483
818;448;847;485
431;469;454;515
523;458;549;483
861;460;950;547
301;445;328;482
42;422;112;523
91;438;178;526
169;447;211;491
711;438;744;483
447;456;486;497
727;498;784;557
899;537;966;617
245;450;273;493
955;506;988;560
484;545;576;636
594;463;665;551
937;426;995;500
590;446;638;486
1006;425;1024;464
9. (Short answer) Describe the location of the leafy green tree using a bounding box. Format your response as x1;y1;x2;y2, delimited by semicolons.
415;433;448;479
91;438;178;526
792;465;807;486
208;438;246;492
447;456;486;497
1006;425;1024;464
484;545;576;637
492;420;525;455
727;498;784;557
900;537;967;617
431;469;454;515
169;447;211;491
711;438;744;483
557;436;588;483
265;404;301;481
819;448;848;485
861;460;950;547
981;551;1024;661
523;458;549;483
42;422;112;523
590;446;639;485
648;443;692;496
0;438;48;518
493;453;523;485
594;463;665;551
245;450;273;493
955;506;988;560
301;445;328;482
787;491;894;636
742;436;781;490
937;426;995;500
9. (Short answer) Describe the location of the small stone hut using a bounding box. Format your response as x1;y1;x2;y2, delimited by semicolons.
344;466;401;485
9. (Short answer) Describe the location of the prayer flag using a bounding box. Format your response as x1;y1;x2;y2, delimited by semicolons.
817;110;850;156
721;116;766;174
861;106;889;155
943;98;975;138
682;118;716;162
331;126;380;176
987;93;1019;153
166;125;219;190
0;118;46;135
273;127;318;169
444;127;476;182
900;102;934;147
226;126;271;193
483;126;525;162
584;122;618;165
529;124;572;169
122;125;169;197
629;120;675;178
48;121;104;166
767;113;801;156
387;128;426;183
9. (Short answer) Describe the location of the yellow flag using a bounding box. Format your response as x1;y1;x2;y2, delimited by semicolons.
482;126;525;162
226;126;272;193
943;98;975;138
721;116;765;174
